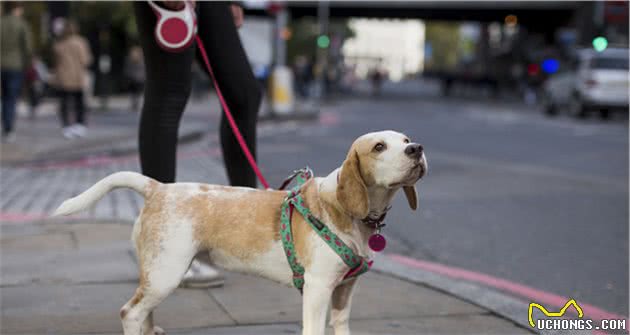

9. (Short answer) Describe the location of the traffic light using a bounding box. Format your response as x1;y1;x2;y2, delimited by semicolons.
592;36;608;52
542;58;560;74
317;35;330;49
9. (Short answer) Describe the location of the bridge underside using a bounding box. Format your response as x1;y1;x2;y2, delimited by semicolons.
248;2;577;34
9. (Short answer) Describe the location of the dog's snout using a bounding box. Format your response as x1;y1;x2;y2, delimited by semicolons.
405;143;423;158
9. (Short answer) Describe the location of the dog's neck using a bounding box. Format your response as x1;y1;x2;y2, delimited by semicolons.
365;186;397;216
319;168;397;229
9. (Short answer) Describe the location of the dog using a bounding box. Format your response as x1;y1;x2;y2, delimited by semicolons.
53;130;427;335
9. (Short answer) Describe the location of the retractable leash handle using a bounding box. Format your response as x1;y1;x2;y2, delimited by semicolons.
148;1;197;52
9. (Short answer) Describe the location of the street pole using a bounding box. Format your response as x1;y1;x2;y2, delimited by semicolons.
275;8;287;67
270;4;294;115
314;0;329;100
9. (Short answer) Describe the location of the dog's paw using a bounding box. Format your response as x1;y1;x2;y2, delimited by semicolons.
152;326;166;335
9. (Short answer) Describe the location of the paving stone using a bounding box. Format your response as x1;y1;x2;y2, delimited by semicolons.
210;271;303;324
350;272;486;319
0;232;74;255
340;314;531;334
1;242;137;286
1;283;234;334
44;222;133;249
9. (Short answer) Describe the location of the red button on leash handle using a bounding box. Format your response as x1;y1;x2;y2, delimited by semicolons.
148;1;197;52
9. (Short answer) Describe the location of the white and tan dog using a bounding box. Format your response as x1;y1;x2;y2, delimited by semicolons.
53;130;427;335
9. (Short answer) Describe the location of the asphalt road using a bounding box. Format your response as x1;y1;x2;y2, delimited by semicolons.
252;85;629;316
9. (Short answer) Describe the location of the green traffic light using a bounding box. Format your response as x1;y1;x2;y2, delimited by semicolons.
592;36;608;52
317;35;330;49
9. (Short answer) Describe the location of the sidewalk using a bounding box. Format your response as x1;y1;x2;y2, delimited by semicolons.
0;96;216;165
0;218;530;335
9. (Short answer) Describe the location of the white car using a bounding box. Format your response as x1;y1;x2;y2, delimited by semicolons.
542;48;629;119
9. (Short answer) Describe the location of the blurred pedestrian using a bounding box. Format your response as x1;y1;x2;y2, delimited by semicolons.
369;66;385;96
124;45;145;112
25;56;49;119
1;2;32;142
293;55;312;98
52;20;93;139
134;1;262;287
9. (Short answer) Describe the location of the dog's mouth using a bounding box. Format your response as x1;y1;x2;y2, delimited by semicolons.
411;161;426;179
388;162;426;188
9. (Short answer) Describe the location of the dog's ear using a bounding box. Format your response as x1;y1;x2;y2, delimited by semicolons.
337;150;369;219
403;186;418;211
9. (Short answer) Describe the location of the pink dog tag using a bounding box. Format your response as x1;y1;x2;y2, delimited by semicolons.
368;233;386;252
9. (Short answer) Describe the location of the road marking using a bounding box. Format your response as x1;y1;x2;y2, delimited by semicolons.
387;253;628;328
0;211;51;223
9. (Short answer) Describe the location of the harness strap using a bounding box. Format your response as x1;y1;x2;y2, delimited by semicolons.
280;167;372;293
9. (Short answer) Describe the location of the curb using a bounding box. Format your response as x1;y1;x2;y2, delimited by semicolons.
259;109;319;122
3;126;206;167
372;253;591;335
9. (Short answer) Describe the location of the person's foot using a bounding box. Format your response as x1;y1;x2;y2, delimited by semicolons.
180;259;224;288
70;124;87;138
1;132;16;143
62;127;76;139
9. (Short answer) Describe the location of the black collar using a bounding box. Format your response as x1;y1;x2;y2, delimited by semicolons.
361;206;390;230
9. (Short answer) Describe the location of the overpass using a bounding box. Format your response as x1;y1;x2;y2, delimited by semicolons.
246;1;580;33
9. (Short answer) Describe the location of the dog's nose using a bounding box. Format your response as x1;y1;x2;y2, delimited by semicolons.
405;143;423;159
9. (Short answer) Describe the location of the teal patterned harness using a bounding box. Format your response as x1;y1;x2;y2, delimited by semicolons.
279;168;371;293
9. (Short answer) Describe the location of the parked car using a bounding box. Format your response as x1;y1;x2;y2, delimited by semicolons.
542;48;629;119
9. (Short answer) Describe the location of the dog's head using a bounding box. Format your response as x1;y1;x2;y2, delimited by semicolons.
336;130;427;219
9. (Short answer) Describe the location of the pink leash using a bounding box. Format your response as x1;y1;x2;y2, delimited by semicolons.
195;36;270;189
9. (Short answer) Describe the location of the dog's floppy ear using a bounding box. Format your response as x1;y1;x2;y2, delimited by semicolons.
336;150;369;219
403;186;418;210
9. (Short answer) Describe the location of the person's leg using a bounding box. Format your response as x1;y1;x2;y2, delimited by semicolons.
58;90;70;128
1;71;10;134
69;90;88;137
196;2;262;188
134;1;194;183
74;90;86;125
134;2;223;288
1;70;23;135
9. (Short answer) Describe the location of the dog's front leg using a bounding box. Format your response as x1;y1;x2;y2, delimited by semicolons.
302;278;335;335
329;278;357;335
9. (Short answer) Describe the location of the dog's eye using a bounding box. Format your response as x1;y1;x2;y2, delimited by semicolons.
403;138;410;144
373;143;386;152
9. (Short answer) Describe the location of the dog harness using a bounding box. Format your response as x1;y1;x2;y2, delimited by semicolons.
279;168;372;293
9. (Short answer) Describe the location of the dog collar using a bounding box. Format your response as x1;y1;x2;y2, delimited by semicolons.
280;168;372;293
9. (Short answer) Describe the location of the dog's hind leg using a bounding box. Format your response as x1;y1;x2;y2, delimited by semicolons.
121;220;198;335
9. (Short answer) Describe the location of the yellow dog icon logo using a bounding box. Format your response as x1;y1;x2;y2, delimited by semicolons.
528;299;584;327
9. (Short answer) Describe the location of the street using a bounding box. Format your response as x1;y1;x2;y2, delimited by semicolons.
1;82;628;326
252;83;629;316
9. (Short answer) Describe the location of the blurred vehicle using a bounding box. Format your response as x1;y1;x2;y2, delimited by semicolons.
542;47;629;119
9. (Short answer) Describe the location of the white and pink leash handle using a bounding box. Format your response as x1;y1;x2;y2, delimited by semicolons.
148;1;197;52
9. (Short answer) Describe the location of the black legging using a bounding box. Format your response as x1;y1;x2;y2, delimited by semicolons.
134;2;262;186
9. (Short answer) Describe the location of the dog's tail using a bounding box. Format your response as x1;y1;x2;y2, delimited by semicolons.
52;171;155;217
